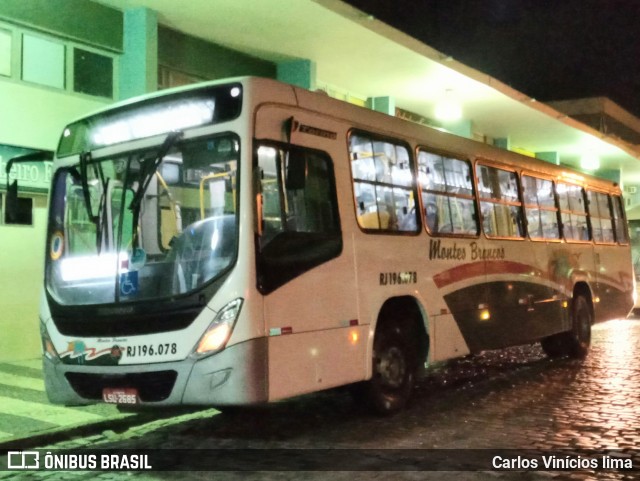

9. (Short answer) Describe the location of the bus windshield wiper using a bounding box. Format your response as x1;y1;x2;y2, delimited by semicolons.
79;151;98;224
129;130;183;214
79;150;111;252
128;130;183;248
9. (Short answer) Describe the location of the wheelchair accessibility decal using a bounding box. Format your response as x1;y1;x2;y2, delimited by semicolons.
120;270;139;297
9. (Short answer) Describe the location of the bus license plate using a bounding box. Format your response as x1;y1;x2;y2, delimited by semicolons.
102;388;138;405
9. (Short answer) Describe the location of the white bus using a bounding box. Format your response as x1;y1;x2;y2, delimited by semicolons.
36;77;633;414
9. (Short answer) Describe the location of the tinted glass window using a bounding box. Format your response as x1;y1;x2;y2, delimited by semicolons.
557;183;589;241
476;164;524;238
522;175;559;240
418;150;477;235
350;133;418;233
74;48;113;98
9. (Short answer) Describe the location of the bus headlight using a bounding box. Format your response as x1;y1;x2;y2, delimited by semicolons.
194;298;243;356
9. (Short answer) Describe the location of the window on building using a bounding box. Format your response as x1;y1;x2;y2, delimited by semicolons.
158;65;205;90
476;164;524;238
349;133;418;232
73;48;113;98
0;21;115;99
418;149;477;235
4;191;33;226
557;183;589;241
22;34;65;89
0;28;11;77
522;175;560;240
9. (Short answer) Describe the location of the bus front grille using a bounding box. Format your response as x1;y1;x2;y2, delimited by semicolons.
65;371;178;402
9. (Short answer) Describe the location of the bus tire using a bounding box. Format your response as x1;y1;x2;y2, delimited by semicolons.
567;294;592;358
540;334;566;358
361;323;417;416
540;294;592;359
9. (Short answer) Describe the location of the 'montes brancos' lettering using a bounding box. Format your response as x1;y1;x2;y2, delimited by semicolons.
429;239;504;261
469;242;505;261
429;239;466;260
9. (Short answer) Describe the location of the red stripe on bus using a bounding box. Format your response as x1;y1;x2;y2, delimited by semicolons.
433;261;545;289
486;261;544;278
433;262;484;288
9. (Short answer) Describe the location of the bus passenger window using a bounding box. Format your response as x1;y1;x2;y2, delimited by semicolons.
418;150;477;235
557;183;590;242
349;133;418;233
522;175;559;240
612;195;629;243
476;164;524;238
588;191;614;243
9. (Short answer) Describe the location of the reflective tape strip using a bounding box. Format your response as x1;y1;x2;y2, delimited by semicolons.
269;327;293;336
340;319;359;327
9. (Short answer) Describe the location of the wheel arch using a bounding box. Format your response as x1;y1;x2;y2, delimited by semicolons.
573;281;595;321
375;295;430;368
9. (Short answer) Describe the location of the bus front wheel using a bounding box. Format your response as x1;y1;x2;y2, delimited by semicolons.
541;294;592;359
358;324;417;415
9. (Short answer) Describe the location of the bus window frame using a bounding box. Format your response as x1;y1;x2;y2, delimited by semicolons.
611;194;629;245
417;146;479;239
556;181;592;244
347;129;420;236
474;159;526;241
254;139;344;294
586;189;616;246
520;171;562;243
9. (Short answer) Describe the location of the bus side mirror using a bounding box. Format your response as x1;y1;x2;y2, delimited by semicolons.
5;179;32;225
5;179;19;222
4;150;53;224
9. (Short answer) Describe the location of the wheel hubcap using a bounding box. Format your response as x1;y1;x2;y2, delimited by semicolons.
377;346;406;388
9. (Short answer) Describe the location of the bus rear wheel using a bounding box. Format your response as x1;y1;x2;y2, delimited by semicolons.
541;294;592;359
359;324;417;415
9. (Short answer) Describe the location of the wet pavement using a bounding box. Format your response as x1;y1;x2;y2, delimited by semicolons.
1;318;640;480
0;359;133;443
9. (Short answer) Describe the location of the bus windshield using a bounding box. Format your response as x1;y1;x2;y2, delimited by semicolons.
46;133;240;306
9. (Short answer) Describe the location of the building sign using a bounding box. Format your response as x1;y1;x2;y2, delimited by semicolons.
0;144;53;193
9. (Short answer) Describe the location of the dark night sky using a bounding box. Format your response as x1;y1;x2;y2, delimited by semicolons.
344;0;640;117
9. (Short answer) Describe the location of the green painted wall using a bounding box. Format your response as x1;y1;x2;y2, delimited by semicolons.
278;59;316;90
0;0;122;51
0;81;108;364
1;195;48;361
0;81;108;149
158;26;276;80
120;7;157;100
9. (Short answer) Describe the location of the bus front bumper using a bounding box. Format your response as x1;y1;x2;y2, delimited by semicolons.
43;337;268;406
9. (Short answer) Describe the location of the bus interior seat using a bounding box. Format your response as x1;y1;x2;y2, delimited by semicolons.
359;210;390;229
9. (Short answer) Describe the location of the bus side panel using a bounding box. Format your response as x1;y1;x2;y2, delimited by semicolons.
255;106;364;400
267;326;367;400
593;243;634;321
429;237;570;352
431;313;471;362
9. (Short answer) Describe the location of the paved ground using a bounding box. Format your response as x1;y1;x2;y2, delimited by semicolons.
1;318;639;481
0;359;134;443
